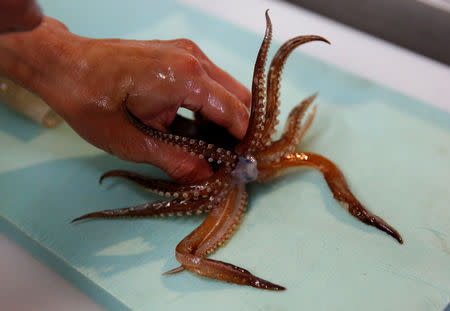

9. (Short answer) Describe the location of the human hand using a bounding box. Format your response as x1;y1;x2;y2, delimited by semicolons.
0;17;250;182
0;0;42;33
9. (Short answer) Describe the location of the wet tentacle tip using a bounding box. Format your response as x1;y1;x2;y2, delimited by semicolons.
309;92;318;101
70;211;105;223
250;277;286;291
162;266;185;275
364;210;403;244
70;215;88;223
376;221;404;244
346;202;404;244
98;174;107;184
320;37;331;45
71;210;112;223
98;171;119;184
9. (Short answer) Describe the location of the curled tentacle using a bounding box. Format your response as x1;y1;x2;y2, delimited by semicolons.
99;167;232;200
173;184;285;290
258;94;317;163
261;35;330;146
164;185;242;276
71;196;216;223
163;184;239;276
258;152;403;244
123;98;237;167
236;10;272;155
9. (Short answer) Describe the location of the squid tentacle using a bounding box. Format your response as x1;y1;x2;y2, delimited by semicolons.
259;93;316;163
99;167;232;200
123;98;237;167
257;152;403;244
71;196;217;223
173;184;284;290
261;35;329;147
178;254;285;290
236;10;272;154
195;187;247;257
163;185;240;276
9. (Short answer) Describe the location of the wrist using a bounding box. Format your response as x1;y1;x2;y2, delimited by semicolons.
0;17;90;110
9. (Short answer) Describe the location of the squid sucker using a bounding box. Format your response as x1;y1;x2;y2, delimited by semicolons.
72;11;403;291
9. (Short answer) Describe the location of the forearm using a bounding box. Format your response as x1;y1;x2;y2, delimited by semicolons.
0;17;87;118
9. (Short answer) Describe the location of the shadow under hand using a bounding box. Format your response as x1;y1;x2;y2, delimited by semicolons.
0;103;45;141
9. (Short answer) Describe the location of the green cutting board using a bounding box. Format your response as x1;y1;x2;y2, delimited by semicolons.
1;1;449;310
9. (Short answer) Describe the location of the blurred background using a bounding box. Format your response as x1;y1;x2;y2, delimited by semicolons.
284;0;450;65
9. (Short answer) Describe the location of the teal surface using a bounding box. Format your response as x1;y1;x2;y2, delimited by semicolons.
1;1;449;310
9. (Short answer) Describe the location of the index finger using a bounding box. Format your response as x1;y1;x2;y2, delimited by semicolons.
183;77;250;140
200;58;251;110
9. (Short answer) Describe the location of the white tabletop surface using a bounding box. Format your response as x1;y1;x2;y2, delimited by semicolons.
1;0;449;310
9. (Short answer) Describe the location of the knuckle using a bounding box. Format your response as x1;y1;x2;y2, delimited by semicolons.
176;38;199;53
181;53;203;75
48;18;69;30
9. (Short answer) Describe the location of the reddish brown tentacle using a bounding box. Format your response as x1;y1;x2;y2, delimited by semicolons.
163;186;236;276
286;99;316;147
194;188;247;257
179;256;285;290
261;36;330;146
162;266;185;275
99;167;232;200
175;185;240;253
258;152;403;244
258;94;316;163
71;197;214;223
123;99;237;166
173;185;285;290
236;10;272;155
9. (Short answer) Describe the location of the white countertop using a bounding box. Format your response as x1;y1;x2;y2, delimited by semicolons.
1;0;449;310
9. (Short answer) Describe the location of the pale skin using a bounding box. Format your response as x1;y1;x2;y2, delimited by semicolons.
0;0;251;182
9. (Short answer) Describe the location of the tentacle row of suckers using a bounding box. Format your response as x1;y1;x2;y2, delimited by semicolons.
72;11;403;291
